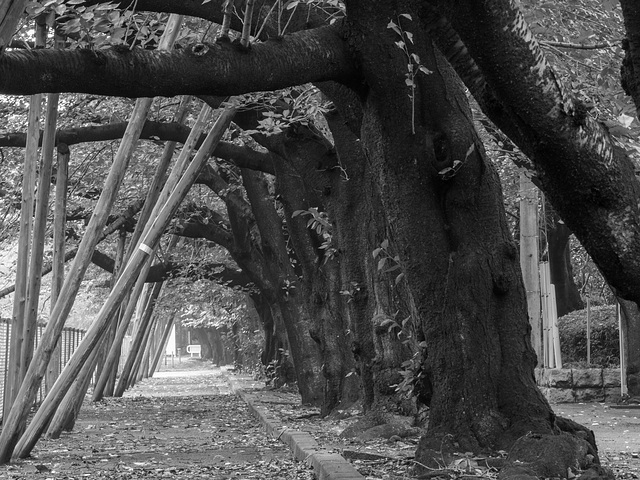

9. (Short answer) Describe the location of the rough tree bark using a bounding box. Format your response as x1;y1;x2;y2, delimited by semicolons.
344;2;597;475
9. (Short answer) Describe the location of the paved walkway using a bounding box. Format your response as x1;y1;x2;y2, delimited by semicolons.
0;363;361;480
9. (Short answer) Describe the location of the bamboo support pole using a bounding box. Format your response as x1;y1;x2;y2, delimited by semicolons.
12;103;237;460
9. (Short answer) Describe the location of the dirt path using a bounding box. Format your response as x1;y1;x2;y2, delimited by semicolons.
0;361;314;479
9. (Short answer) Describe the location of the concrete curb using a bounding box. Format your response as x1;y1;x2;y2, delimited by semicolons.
228;375;365;480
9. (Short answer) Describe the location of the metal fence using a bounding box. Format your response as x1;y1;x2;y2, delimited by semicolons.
0;318;85;421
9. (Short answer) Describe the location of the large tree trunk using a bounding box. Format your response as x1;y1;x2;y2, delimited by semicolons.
241;169;324;405
325;112;418;418
344;2;575;468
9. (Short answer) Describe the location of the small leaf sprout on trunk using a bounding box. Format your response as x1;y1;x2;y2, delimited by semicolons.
387;14;432;134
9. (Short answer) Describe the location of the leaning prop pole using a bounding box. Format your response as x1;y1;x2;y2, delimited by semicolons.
22;89;60;380
116;282;163;394
0;15;184;464
150;312;176;375
12;103;238;460
3;92;40;418
0;95;152;462
92;96;192;401
92;101;207;401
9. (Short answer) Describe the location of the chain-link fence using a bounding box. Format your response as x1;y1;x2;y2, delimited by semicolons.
0;318;85;422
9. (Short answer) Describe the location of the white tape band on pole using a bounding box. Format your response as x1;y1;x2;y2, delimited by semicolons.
138;243;153;255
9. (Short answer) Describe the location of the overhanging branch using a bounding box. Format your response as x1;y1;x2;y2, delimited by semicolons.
0;24;355;97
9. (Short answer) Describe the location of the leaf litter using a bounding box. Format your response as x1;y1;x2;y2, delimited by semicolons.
1;360;637;480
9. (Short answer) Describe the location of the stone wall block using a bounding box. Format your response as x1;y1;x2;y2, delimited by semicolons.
573;388;604;403
572;369;603;388
547;369;572;388
542;387;575;404
602;369;621;388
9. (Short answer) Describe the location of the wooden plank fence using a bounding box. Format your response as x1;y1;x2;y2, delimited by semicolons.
0;318;84;422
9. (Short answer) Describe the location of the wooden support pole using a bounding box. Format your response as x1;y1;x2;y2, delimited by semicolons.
22;90;59;380
0;93;153;462
117;282;163;393
93;102;209;401
3;93;41;418
45;145;69;394
150;313;176;375
618;302;628;396
45;339;101;438
95;230;127;391
519;171;542;365
92;96;191;399
11;103;237;460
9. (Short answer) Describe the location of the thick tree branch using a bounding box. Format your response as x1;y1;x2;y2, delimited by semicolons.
0;24;355;97
91;249;251;287
428;0;640;305
621;0;640;115
0;121;276;174
172;219;235;253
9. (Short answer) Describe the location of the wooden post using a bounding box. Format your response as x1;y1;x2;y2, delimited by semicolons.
0;16;188;451
11;103;237;460
519;172;542;365
3;93;41;418
46;145;69;394
22;90;59;380
618;302;628;396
